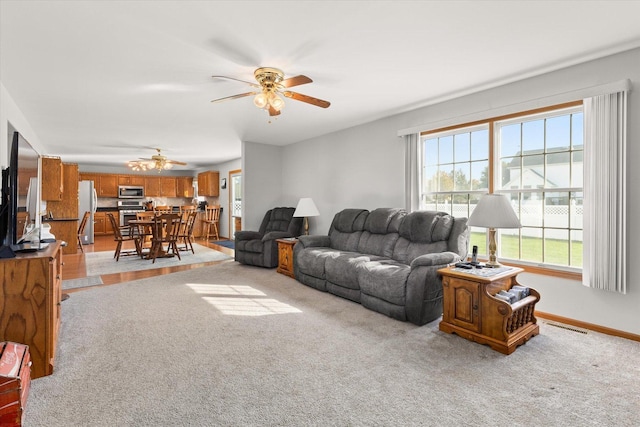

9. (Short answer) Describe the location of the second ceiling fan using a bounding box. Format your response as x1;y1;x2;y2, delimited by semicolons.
211;67;330;116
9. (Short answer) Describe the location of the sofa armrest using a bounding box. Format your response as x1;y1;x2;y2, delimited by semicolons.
297;234;331;248
410;251;460;269
262;231;294;241
235;230;263;241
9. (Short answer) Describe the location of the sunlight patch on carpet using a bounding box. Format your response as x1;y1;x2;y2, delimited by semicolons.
186;283;301;316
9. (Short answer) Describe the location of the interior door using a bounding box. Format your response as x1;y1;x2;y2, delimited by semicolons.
229;169;242;238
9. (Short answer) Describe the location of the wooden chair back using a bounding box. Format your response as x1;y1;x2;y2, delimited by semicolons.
205;205;221;223
77;211;91;253
154;205;172;214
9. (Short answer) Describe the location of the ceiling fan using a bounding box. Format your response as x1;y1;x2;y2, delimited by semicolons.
211;67;330;116
128;148;186;172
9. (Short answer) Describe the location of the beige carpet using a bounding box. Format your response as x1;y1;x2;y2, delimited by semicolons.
84;243;232;276
26;262;640;426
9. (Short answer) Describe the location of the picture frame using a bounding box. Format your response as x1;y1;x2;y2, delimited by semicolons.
221;178;227;189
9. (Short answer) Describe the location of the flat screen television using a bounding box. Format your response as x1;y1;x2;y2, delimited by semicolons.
1;131;40;246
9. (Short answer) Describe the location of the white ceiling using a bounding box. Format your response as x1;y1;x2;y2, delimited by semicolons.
2;1;640;171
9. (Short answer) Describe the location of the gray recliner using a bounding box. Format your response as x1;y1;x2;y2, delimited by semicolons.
235;207;304;268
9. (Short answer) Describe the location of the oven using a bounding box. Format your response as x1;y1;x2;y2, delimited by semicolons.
118;200;145;227
119;210;140;227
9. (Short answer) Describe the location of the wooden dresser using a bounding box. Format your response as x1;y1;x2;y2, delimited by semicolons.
0;242;62;378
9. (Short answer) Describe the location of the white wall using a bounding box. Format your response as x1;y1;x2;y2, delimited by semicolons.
244;47;640;335
1;82;45;165
241;141;283;231
208;157;241;239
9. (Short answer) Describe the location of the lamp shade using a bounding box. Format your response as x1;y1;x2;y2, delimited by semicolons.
293;198;319;217
468;194;521;229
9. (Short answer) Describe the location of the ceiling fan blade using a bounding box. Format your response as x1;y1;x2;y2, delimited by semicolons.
268;105;281;117
166;160;187;165
282;91;331;108
211;75;260;88
211;91;257;103
280;75;313;88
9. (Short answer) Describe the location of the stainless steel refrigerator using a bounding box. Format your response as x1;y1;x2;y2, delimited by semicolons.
78;180;97;244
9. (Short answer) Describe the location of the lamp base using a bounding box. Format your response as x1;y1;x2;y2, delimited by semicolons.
484;260;502;268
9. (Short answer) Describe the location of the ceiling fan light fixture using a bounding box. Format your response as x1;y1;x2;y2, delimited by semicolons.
269;92;285;111
254;92;268;109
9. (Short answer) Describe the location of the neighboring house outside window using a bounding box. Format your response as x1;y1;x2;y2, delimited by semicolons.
420;102;583;272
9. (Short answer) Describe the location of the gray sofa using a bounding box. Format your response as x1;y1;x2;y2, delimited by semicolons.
293;208;469;325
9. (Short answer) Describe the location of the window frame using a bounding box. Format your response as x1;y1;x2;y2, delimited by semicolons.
420;101;583;280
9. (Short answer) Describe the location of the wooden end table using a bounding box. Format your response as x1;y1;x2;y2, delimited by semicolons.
276;238;298;278
438;265;540;355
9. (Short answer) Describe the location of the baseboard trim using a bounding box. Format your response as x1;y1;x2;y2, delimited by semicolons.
536;311;640;343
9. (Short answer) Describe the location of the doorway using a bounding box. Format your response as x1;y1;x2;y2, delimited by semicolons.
229;169;242;238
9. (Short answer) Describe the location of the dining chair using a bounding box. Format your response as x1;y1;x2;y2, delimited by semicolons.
154;205;172;214
178;210;198;253
106;212;142;261
149;213;182;263
135;211;156;253
203;205;221;241
77;211;91;253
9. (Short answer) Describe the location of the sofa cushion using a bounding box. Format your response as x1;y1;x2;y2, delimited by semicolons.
328;209;369;252
263;207;297;233
357;208;405;257
295;247;339;279
357;259;411;306
325;252;384;291
398;211;453;243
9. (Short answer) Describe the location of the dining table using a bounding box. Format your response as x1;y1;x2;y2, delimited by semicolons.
127;218;179;260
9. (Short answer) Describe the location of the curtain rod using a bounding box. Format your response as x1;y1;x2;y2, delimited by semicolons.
397;79;632;137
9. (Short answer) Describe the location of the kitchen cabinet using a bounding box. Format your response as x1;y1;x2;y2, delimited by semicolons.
144;177;161;197
78;173;118;198
94;212;107;235
197;171;219;197
176;176;194;198
118;175;145;186
160;177;177;197
46;163;79;254
0;242;62;378
145;176;177;197
98;175;118;197
41;156;63;201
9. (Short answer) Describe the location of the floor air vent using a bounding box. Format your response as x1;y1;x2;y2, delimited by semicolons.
544;321;588;334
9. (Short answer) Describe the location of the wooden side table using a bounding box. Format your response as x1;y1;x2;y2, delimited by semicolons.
276;238;298;278
438;265;540;355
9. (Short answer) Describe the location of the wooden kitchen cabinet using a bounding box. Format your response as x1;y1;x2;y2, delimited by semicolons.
118;175;145;186
0;242;62;378
144;176;160;197
41;156;63;201
94;212;107;235
160;177;177;197
176;176;194;198
197;171;219;197
98;175;118;197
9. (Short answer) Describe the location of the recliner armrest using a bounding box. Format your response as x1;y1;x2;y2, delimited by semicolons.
297;234;331;248
410;251;460;268
235;230;263;241
262;231;294;241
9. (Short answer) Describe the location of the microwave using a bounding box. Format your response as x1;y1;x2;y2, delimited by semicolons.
118;185;145;199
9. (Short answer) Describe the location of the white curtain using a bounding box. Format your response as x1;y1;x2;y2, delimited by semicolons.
583;91;627;293
404;133;421;212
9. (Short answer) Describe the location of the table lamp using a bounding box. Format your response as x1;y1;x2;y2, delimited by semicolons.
293;198;319;235
467;193;521;267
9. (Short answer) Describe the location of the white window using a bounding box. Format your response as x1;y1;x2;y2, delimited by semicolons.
420;102;583;271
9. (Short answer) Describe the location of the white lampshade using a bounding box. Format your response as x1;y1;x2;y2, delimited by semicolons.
468;194;521;229
293;198;319;217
